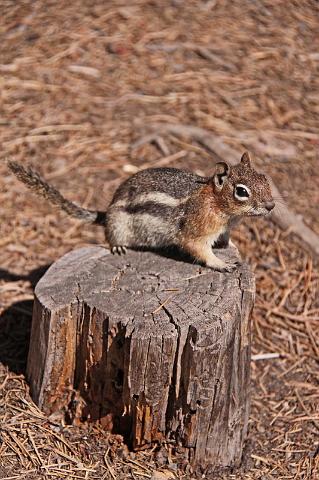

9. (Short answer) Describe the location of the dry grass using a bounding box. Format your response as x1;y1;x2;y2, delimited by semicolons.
0;1;319;478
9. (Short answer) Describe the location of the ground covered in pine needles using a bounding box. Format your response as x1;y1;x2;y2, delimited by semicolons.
0;1;318;479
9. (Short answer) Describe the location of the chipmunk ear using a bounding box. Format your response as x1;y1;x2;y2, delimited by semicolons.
213;162;230;191
240;151;252;167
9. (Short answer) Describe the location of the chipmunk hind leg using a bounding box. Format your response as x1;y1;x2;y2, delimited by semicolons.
105;209;133;255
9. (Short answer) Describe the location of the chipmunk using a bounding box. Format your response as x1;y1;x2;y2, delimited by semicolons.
7;152;274;272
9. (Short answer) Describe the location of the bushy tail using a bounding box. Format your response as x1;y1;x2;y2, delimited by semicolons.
7;160;106;225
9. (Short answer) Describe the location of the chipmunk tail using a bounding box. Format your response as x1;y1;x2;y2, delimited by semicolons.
7;160;107;226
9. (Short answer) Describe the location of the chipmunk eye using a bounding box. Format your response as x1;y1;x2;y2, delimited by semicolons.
234;184;251;201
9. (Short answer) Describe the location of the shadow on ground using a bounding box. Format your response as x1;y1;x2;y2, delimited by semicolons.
0;264;51;374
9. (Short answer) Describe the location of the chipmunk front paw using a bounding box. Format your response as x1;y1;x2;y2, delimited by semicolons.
206;259;240;272
217;262;239;273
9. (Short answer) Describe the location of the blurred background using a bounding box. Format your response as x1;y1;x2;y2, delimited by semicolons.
0;1;318;479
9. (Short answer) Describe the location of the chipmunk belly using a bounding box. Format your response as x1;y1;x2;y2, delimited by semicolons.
202;227;227;248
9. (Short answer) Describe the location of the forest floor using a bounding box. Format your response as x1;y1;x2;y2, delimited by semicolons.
0;1;318;479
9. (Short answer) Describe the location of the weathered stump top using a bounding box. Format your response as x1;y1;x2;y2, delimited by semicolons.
35;245;253;319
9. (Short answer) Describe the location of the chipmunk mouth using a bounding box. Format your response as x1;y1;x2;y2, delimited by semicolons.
247;206;273;217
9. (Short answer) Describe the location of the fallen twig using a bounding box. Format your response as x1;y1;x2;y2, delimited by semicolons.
251;353;282;361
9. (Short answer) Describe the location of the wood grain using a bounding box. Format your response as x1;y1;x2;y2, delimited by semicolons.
27;246;255;470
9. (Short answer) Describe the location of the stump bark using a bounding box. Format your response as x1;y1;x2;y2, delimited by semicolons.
27;246;255;471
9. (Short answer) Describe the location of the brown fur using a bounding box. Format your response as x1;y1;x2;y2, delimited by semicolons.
179;185;231;268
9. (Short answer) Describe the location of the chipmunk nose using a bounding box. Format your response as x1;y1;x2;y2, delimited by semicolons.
264;201;275;212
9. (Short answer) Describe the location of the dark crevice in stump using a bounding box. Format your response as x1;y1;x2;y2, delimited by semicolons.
26;246;255;472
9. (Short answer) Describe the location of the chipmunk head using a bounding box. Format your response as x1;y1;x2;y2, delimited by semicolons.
210;152;274;217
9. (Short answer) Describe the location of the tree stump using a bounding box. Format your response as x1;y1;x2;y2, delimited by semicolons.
27;246;255;471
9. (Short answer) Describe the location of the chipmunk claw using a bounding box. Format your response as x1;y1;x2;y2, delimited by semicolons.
111;246;127;255
215;262;239;273
223;263;238;272
216;263;237;273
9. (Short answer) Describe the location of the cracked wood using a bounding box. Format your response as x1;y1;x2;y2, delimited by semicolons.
27;246;255;471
